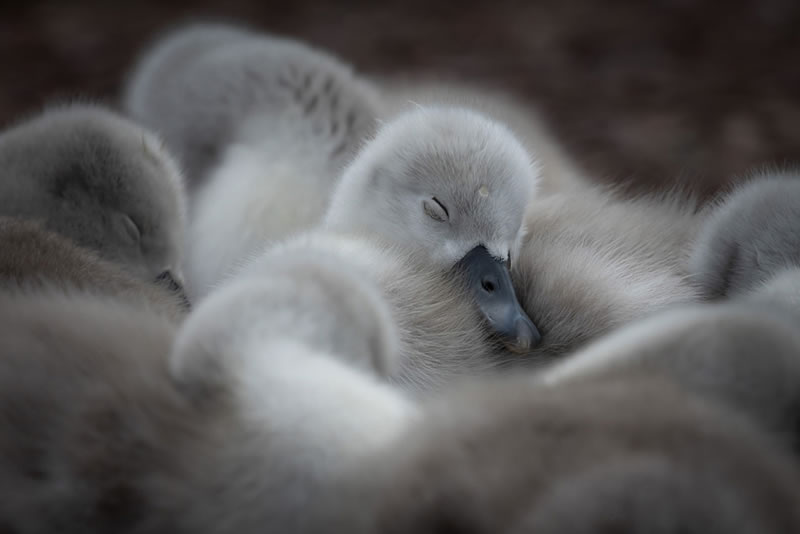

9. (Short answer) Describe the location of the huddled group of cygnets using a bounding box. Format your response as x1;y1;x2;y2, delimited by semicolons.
1;21;799;533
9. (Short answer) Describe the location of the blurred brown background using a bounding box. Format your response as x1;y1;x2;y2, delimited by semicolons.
2;1;799;198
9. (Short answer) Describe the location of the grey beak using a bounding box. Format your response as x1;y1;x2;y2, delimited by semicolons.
155;270;191;311
456;245;541;353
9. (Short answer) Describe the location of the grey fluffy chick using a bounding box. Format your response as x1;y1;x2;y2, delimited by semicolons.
689;169;800;298
124;23;381;296
0;103;187;282
335;374;800;534
0;216;189;319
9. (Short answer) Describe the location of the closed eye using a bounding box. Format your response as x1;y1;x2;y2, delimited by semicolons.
432;197;449;218
423;196;450;222
121;214;142;243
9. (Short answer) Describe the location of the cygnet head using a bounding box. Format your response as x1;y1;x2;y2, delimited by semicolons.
325;107;541;352
689;171;800;298
0;103;187;286
171;248;400;399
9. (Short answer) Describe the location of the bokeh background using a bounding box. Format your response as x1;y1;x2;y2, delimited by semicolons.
3;1;799;198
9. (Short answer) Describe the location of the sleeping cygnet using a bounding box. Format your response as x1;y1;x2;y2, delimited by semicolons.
234;106;543;393
123;23;381;299
0;102;187;286
377;85;703;362
373;84;703;364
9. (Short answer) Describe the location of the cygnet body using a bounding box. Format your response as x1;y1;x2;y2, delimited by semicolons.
513;185;702;360
168;249;415;533
334;373;800;534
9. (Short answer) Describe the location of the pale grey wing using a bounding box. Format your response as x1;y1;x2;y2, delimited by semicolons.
123;23;381;186
123;23;255;181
